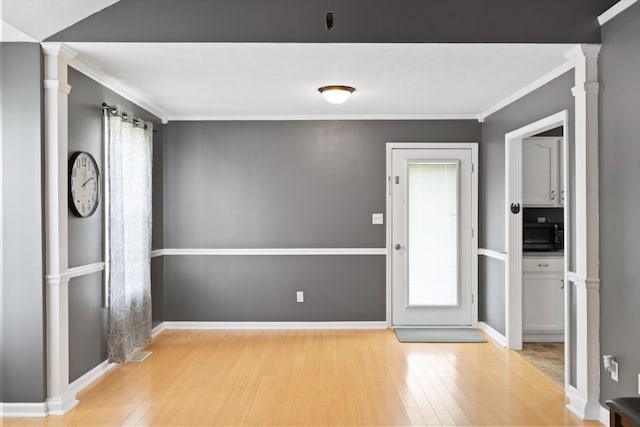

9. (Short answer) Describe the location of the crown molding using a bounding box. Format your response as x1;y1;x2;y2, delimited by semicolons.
598;0;638;25
167;113;479;122
41;42;77;61
478;59;575;122
66;56;169;123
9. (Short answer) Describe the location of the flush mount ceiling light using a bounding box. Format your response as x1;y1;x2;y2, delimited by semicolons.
318;85;356;105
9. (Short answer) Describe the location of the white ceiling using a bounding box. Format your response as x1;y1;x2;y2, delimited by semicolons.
66;43;576;122
1;0;119;41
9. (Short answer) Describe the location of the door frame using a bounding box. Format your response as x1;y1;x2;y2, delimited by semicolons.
386;142;478;328
504;110;568;351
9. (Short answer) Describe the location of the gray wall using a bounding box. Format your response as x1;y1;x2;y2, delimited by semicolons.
47;0;614;43
599;0;640;403
478;256;505;334
67;68;162;381
479;71;575;333
1;43;46;402
163;120;480;321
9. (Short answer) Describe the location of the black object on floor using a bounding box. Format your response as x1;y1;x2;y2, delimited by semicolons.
606;397;640;427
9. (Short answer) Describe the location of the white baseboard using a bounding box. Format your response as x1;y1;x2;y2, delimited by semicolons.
599;404;610;426
69;359;115;395
478;321;507;346
566;386;603;421
0;402;49;418
523;332;564;342
152;322;167;337
162;321;388;330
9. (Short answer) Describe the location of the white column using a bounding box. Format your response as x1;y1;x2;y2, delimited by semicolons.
41;42;78;415
564;44;601;420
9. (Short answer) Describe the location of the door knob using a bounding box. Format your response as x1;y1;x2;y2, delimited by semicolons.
394;244;401;250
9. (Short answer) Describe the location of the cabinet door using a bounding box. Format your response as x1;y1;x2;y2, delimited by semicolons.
523;138;560;206
558;138;564;206
523;274;564;333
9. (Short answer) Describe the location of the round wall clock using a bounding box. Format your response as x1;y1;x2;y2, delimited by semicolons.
69;151;100;218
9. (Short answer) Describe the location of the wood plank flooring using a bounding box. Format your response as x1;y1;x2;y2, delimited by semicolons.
4;329;602;426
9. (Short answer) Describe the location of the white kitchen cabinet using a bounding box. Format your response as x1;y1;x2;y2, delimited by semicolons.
523;256;564;342
522;137;563;207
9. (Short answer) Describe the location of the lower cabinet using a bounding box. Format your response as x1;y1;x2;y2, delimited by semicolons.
523;256;564;342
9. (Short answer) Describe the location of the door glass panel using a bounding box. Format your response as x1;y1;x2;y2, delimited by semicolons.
407;162;459;306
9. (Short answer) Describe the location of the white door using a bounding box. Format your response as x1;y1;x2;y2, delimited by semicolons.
391;146;476;326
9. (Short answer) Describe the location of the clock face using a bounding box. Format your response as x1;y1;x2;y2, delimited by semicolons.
69;151;100;218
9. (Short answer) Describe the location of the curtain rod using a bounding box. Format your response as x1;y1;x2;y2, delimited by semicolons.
101;102;158;132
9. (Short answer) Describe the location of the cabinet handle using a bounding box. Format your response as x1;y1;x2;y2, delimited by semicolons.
538;263;550;267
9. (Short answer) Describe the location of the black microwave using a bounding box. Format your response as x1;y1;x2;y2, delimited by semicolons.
523;223;564;251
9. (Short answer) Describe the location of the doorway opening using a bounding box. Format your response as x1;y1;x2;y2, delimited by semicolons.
504;111;569;388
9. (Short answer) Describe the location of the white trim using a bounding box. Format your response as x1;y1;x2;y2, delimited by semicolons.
477;248;508;262
167;114;479;122
385;142;479;329
152;322;167;337
67;58;169;123
69;360;115;395
42;42;78;416
598;0;638;25
566;271;580;282
565;44;602;420
386;147;393;328
599;405;610;426
0;402;49;418
504;110;569;354
523;333;564;342
566;385;603;421
151;248;387;256
478;60;575;122
478;321;507;347
566;385;587;418
163;321;387;330
67;262;105;279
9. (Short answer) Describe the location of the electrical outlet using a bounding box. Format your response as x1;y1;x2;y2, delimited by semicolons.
611;360;619;382
296;291;304;303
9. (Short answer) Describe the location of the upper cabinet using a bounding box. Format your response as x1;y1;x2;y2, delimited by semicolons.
523;137;564;207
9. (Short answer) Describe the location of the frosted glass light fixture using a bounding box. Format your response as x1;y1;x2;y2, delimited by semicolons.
318;85;355;104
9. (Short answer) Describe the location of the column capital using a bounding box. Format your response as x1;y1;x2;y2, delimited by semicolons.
564;44;601;62
41;43;77;61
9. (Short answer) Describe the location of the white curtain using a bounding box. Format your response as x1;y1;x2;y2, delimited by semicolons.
106;113;153;363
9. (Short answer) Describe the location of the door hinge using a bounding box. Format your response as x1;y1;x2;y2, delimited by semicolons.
472;293;475;304
395;176;400;184
472;228;475;238
471;163;475;173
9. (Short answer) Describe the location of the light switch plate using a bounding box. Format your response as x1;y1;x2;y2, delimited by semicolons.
296;291;304;303
372;213;384;225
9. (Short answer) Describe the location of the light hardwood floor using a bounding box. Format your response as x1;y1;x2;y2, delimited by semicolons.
4;329;601;426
